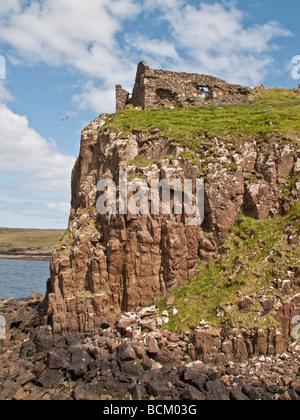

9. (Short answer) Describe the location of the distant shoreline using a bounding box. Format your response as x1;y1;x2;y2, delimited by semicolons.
0;252;51;261
0;227;63;261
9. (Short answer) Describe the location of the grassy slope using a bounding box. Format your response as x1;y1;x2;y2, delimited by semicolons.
102;87;300;176
106;87;300;146
156;204;300;331
0;228;65;252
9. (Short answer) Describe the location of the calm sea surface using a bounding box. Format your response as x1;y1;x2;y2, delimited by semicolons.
0;259;50;301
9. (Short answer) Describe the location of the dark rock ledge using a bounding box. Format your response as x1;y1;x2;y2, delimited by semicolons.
0;296;299;401
0;248;51;261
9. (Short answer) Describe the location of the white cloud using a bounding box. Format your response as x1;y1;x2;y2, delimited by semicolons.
0;100;75;225
106;0;142;18
72;82;116;113
138;1;292;86
125;34;181;61
0;81;14;102
20;199;71;219
143;0;186;13
0;0;21;15
0;0;140;82
0;188;71;226
0;102;75;191
0;0;141;116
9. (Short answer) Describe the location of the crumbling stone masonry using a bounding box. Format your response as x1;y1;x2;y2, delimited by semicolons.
116;61;254;111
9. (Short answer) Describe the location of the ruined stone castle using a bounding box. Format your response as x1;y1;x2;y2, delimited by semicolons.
116;61;253;111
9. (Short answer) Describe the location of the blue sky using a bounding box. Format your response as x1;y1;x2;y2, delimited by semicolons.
0;0;299;229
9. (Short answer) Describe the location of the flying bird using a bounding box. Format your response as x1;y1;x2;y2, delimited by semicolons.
61;116;70;121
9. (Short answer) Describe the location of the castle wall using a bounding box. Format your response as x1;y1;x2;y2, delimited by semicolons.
131;61;147;109
116;61;253;111
116;85;130;112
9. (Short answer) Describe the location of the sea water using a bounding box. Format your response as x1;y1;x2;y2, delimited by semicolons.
0;259;50;301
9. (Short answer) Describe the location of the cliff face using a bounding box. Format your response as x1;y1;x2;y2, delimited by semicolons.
45;105;300;339
46;118;203;332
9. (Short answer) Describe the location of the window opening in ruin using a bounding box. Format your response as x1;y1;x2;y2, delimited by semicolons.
198;86;210;100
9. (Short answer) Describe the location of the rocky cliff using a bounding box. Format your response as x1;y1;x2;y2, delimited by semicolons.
45;87;300;357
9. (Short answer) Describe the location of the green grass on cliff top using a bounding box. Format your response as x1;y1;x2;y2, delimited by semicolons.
105;87;300;146
156;203;300;332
